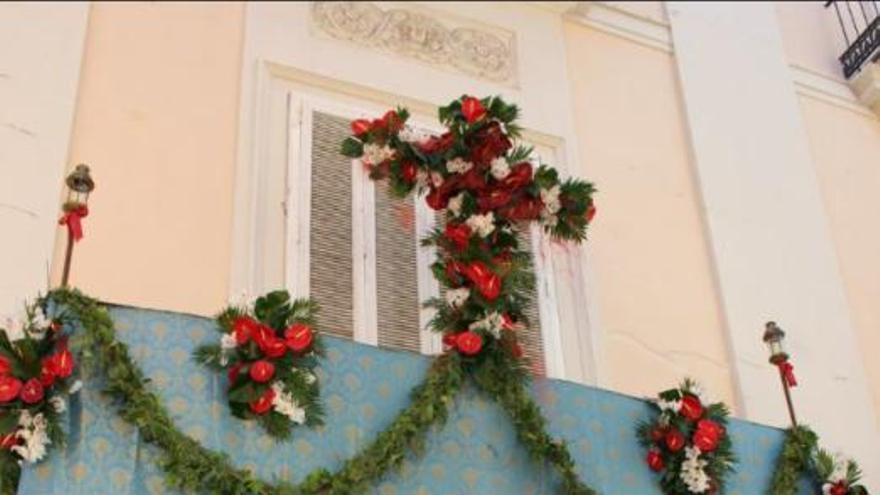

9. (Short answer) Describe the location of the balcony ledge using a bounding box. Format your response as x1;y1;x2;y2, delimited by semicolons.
850;62;880;118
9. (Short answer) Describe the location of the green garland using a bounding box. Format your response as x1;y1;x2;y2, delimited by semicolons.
8;288;594;495
767;426;818;495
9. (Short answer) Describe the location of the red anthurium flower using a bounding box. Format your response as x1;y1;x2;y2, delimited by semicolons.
444;223;472;251
502;196;543;221
233;317;259;345
419;132;455;155
586;204;597;223
263;337;288;359
501;314;516;331
693;427;720;452
285;323;314;353
650;426;666;443
400;161;418;183
696;419;724;439
50;321;63;332
0;433;18;450
0;356;10;376
646;449;665;472
461;96;487;123
664;429;685;452
442;333;458;348
459;168;488;192
50;348;74;379
249;360;275;383
425;187;449;210
477;188;512;210
249;387;276;415
463;260;492;283
679;394;703;421
475;272;501;301
0;376;22;403
252;324;275;351
445;260;466;285
455;331;483;356
350;119;371;136
40;360;56;387
501;162;533;190
20;378;44;404
227;362;243;386
829;483;847;495
380;110;404;133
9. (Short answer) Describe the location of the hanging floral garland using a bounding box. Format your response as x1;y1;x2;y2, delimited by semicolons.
636;380;735;494
193;291;323;440
340;95;599;494
0;300;81;488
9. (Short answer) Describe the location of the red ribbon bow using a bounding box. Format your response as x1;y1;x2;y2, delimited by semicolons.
778;361;797;387
59;205;89;242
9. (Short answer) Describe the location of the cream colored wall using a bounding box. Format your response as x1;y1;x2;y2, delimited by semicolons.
50;2;245;316
562;21;736;407
776;2;846;80
798;95;880;426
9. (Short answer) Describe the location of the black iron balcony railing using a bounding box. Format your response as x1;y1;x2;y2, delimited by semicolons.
827;1;880;78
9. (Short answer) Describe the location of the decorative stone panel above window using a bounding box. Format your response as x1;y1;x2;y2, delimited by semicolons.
310;1;518;86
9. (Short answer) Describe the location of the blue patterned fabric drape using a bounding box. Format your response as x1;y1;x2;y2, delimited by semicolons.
17;306;809;494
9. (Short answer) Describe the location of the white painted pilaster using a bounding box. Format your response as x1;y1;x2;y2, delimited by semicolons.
0;2;89;316
668;1;878;482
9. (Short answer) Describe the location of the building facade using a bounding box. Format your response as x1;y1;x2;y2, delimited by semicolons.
2;1;879;484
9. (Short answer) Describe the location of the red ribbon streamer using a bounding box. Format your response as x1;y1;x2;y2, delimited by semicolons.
59;205;88;242
778;361;797;387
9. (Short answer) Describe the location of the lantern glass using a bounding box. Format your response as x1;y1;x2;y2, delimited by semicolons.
767;339;784;357
64;164;94;208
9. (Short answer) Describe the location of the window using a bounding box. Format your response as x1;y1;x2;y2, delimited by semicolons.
284;94;557;371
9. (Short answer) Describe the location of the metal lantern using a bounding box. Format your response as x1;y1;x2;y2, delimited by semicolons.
762;321;788;364
64;164;95;209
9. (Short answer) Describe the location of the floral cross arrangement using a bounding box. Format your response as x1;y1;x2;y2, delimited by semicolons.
341;95;596;368
814;449;869;495
637;380;735;495
194;290;323;440
0;300;80;477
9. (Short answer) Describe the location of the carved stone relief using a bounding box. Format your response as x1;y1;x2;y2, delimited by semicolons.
311;1;517;85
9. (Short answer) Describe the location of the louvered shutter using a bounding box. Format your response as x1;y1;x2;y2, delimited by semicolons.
374;182;421;352
514;225;546;375
309;112;354;340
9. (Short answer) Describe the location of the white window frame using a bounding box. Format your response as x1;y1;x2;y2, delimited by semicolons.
230;60;599;381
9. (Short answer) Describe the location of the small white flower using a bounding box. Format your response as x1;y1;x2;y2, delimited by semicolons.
680;446;711;493
445;288;470;308
302;371;317;385
540;185;561;214
50;396;66;413
447;193;465;217
828;452;849;484
469;312;505;339
362;143;395;166
431;171;444;188
657;399;682;414
398;126;430;145
31;307;51;330
270;382;307;424
446;157;474;175
490;157;510;180
466;212;495;238
68;380;83;394
12;411;50;464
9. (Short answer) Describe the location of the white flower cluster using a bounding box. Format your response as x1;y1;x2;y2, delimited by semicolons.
49;396;67;414
362;143;395;166
219;333;238;366
680;446;711;493
466;212;495;238
2;316;26;342
270;382;306;425
446;157;474;175
490;157;510;180
448;193;465;218
398;126;430;145
540;185;562;227
12;411;51;464
445;287;470;309
469;311;505;339
657;398;682;414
